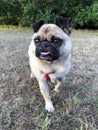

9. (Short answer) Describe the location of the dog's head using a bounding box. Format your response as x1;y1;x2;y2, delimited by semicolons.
31;17;72;61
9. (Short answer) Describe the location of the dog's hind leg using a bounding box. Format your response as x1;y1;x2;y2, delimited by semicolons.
54;78;64;92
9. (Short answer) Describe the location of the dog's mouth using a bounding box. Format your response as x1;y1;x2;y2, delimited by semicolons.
41;51;50;56
39;51;53;61
36;46;60;61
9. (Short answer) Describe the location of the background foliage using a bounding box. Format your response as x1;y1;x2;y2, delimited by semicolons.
0;0;98;29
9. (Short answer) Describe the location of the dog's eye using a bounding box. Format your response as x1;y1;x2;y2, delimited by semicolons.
54;39;59;43
51;36;63;47
34;36;41;45
34;39;39;43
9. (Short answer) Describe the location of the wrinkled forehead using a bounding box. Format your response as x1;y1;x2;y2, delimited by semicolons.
33;24;65;40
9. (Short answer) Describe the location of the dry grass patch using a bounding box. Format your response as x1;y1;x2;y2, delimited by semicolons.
0;29;98;130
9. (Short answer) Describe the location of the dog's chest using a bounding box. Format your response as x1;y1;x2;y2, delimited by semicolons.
39;60;66;76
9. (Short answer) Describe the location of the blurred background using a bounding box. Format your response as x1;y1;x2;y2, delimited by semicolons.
0;0;98;29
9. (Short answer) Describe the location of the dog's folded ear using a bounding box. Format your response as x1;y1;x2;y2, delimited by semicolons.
54;17;72;34
32;20;45;32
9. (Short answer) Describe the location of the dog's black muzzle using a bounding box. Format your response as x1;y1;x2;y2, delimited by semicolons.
36;41;59;61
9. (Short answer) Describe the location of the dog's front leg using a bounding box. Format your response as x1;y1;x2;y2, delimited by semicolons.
38;80;55;112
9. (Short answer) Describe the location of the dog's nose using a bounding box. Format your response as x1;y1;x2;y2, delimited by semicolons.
41;41;50;48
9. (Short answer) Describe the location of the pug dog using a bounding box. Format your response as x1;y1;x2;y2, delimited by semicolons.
28;18;72;112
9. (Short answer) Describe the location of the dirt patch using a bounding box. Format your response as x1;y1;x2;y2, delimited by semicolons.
0;28;98;130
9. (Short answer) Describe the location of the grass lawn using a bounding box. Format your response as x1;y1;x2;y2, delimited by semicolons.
0;28;98;130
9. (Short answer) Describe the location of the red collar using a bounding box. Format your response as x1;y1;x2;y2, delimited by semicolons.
45;71;55;81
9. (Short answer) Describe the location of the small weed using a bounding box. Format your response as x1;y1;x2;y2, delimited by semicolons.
91;96;98;111
11;108;17;114
0;77;5;83
64;77;73;85
42;115;52;130
30;96;36;103
63;92;81;114
64;121;71;130
36;128;39;130
17;101;23;110
0;114;3;123
36;111;45;121
78;118;89;130
5;118;12;128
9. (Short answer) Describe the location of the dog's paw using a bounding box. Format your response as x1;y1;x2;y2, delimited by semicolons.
53;88;60;93
45;101;55;113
